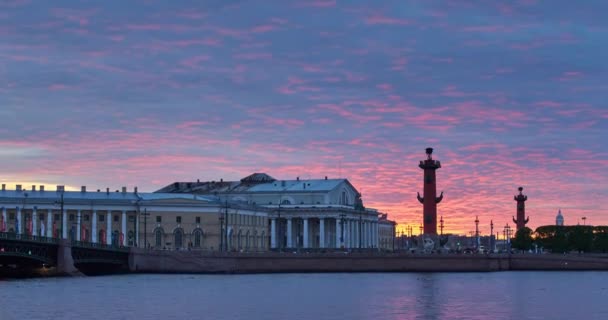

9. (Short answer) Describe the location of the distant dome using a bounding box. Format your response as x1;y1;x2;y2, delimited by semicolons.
556;209;564;226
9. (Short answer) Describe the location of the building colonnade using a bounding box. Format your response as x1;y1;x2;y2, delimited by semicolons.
269;216;379;250
0;206;137;247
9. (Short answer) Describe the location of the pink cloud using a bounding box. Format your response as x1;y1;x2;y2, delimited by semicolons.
365;14;413;26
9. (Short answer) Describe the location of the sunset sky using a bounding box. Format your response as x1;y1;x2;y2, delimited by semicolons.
1;0;607;235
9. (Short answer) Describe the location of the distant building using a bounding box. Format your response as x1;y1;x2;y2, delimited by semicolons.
556;209;564;226
156;173;382;250
378;214;396;251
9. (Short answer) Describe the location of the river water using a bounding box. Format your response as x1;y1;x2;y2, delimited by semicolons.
1;272;607;320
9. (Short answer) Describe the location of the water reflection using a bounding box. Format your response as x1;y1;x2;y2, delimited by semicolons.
1;272;608;320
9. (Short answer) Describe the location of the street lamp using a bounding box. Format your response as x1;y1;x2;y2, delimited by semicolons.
582;216;587;226
490;220;494;253
339;213;346;249
219;213;224;252
358;213;362;249
54;190;65;240
141;208;150;249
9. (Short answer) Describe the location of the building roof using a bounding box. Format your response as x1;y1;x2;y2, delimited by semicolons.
156;173;355;194
0;189;219;205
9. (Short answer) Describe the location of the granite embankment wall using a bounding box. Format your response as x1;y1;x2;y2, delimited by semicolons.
129;250;608;273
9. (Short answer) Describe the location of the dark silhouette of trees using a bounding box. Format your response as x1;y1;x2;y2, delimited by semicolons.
534;225;608;253
512;227;533;251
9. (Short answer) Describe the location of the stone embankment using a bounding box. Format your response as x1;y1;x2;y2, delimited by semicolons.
129;249;608;274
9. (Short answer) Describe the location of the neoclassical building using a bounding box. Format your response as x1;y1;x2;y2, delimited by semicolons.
0;184;269;251
157;173;389;250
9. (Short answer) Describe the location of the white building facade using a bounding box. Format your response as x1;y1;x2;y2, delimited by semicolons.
157;173;384;250
0;184;269;251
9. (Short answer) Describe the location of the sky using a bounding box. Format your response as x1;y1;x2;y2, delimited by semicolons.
1;0;607;235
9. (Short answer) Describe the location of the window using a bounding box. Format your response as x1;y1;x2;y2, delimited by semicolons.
193;229;202;247
84;215;89;222
99;214;105;222
128;230;134;246
154;228;163;248
113;215;119;222
176;216;182;224
39;215;44;221
54;214;60;221
174;229;183;249
156;216;161;223
69;214;74;221
128;216;135;222
196;217;201;224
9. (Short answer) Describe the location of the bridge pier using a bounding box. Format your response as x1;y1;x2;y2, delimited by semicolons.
56;240;83;276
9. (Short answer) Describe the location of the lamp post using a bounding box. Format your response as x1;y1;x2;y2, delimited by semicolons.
490;220;494;253
54;190;64;240
358;213;362;249
474;216;480;250
439;216;444;236
392;223;396;252
339;213;346;249
277;200;281;252
225;199;229;252
582;216;587;226
141;208;150;249
218;213;224;252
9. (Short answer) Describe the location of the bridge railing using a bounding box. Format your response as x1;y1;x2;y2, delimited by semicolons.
71;240;130;252
0;232;60;244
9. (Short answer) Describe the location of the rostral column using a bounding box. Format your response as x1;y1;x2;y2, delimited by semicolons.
417;148;443;235
513;187;529;231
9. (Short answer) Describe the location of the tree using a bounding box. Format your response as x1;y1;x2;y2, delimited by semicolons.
570;225;593;253
512;227;533;251
593;226;608;253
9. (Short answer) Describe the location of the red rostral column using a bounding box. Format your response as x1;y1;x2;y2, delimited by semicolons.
417;148;443;235
513;187;529;231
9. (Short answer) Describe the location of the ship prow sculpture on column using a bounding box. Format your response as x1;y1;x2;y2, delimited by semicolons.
416;147;444;251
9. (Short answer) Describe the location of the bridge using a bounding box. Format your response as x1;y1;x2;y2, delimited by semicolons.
0;232;130;276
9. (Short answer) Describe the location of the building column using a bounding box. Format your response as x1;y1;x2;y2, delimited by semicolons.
286;218;293;248
32;207;38;236
303;218;309;248
343;219;349;249
92;210;97;243
46;210;52;237
374;222;379;248
354;219;359;248
350;220;357;248
62;209;67;239
319;218;325;248
136;213;140;247
368;222;373;248
270;218;277;249
1;207;6;232
16;207;22;235
361;220;368;248
335;217;342;249
76;210;81;241
106;211;112;245
121;210;127;246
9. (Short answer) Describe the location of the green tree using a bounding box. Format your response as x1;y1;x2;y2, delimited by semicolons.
570;225;593;253
512;227;533;251
593;226;608;252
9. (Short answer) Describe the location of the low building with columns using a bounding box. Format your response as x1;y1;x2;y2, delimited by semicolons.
0;184;269;252
157;173;383;250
